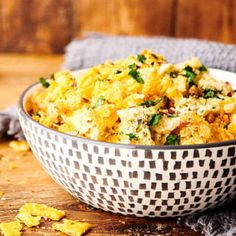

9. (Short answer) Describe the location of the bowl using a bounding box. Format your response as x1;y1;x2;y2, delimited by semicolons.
18;68;236;217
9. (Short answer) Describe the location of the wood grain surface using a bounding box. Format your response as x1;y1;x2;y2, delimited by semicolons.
0;0;236;53
73;0;175;37
0;0;72;53
176;0;236;44
0;54;201;235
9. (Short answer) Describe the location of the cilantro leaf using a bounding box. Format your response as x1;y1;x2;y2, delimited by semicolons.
39;77;50;88
93;97;105;109
182;66;197;85
199;65;207;72
148;114;162;126
128;63;137;70
128;64;144;84
140;100;157;107
203;89;221;99
167;114;179;118
127;133;138;140
137;54;146;63
165;134;180;145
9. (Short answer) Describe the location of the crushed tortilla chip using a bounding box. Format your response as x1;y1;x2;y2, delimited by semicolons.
9;141;30;152
8;162;16;170
0;191;4;198
52;219;91;236
0;221;22;236
16;212;41;227
19;203;65;221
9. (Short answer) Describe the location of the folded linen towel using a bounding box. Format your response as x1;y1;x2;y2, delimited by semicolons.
62;35;236;72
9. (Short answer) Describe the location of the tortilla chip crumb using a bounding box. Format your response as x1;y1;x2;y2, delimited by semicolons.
0;191;4;198
9;141;30;152
16;212;41;228
8;162;16;170
19;203;65;221
0;221;22;236
52;219;91;236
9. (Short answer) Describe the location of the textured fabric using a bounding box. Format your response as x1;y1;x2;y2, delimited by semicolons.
0;107;25;140
62;35;236;72
178;200;236;236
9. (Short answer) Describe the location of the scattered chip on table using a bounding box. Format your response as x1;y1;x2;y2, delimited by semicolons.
8;162;16;170
19;203;65;221
16;212;41;227
9;141;30;152
52;219;91;236
0;221;22;236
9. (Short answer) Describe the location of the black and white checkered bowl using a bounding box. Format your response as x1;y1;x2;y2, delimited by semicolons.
18;69;236;217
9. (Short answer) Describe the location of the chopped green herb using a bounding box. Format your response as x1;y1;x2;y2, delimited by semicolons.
203;89;221;99
128;63;137;70
234;89;236;93
182;66;197;85
167;114;179;118
170;71;178;78
223;124;228;129
140;100;157;107
128;64;144;84
165;134;180;145
93;97;105;109
148;114;162;126
39;77;50;88
115;70;122;74
127;133;138;140
199;65;207;72
137;54;146;63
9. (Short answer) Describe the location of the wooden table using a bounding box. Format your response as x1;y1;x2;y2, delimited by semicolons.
0;54;200;235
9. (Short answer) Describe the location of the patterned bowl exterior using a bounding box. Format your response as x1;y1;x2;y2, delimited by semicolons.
18;83;236;217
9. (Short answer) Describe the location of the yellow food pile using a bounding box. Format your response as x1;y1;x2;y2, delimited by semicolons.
28;50;236;145
0;203;91;236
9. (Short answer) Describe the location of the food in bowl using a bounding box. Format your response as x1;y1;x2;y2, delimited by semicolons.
27;50;236;145
18;55;236;217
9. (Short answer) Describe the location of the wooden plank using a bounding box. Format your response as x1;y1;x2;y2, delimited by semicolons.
73;0;176;37
0;53;201;235
0;54;63;109
176;0;236;44
0;0;3;51
0;0;73;53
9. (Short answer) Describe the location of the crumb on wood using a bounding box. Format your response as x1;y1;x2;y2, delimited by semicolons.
9;141;30;152
52;219;92;236
0;221;23;236
8;162;16;170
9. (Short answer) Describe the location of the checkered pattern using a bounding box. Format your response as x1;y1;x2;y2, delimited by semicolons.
18;107;236;217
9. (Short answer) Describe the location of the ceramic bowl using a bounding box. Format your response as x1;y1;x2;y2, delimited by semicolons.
18;69;236;217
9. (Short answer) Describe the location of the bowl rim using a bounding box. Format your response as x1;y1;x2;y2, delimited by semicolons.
18;71;236;150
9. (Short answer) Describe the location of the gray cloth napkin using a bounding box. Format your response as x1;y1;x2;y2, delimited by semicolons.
0;106;24;140
62;35;236;72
